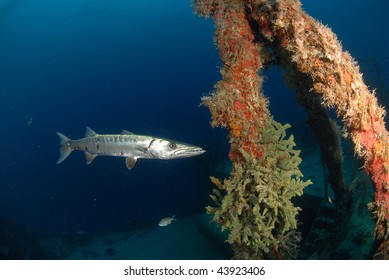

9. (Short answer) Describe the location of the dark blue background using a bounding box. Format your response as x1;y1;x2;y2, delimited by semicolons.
0;0;387;234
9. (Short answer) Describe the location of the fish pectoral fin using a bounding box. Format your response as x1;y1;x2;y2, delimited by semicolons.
125;157;138;170
85;152;96;164
136;146;148;153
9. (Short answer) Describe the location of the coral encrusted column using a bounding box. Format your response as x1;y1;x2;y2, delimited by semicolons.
249;0;389;257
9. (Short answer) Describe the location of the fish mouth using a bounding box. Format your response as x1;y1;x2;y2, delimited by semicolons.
174;147;206;158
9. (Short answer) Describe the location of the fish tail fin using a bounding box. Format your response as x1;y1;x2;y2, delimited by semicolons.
57;132;73;164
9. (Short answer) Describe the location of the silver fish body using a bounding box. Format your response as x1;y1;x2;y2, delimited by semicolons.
159;215;176;227
57;127;205;169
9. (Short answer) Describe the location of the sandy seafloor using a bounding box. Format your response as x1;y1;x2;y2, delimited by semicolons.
41;213;227;260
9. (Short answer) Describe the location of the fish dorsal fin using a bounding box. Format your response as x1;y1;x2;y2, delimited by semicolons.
85;127;97;137
85;152;96;164
125;157;138;170
121;130;134;135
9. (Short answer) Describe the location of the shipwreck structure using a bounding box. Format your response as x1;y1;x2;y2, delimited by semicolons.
194;0;389;259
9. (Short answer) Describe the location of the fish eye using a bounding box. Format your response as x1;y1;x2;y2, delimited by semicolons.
169;142;177;149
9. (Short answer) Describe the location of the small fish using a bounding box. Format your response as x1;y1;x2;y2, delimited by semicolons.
158;215;176;227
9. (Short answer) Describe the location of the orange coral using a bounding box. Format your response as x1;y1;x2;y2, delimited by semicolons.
342;70;352;85
242;141;263;159
228;121;242;137
233;100;247;111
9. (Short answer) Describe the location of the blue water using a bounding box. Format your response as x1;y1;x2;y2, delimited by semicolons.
0;0;387;258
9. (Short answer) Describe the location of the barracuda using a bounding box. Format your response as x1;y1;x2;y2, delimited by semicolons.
56;127;205;170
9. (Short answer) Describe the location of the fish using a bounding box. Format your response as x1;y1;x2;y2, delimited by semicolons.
158;215;176;227
57;127;205;170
